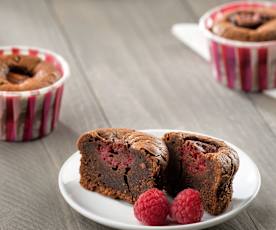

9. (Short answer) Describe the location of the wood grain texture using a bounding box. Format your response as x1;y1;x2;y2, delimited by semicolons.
0;0;276;229
0;0;110;229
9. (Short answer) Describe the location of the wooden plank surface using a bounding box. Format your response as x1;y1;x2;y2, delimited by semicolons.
0;0;109;230
0;0;276;229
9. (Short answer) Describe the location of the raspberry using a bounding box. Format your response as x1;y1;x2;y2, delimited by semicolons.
134;188;169;226
170;188;203;224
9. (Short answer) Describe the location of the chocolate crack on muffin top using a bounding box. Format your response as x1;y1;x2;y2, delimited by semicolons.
229;11;272;29
211;7;276;41
0;55;61;91
182;137;218;154
87;128;169;166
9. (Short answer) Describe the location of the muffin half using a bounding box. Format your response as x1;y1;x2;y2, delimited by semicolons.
78;128;169;203
163;132;239;215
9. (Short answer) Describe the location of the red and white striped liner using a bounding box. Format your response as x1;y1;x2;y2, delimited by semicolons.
199;1;276;92
0;46;69;141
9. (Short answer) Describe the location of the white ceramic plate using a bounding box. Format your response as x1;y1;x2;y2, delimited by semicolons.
59;129;261;230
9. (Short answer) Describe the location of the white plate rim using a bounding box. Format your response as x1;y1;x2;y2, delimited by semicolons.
58;129;261;230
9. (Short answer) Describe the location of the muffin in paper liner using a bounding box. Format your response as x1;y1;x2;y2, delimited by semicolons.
0;46;69;141
199;1;276;92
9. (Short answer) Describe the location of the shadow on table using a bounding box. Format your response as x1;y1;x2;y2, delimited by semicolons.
40;121;81;156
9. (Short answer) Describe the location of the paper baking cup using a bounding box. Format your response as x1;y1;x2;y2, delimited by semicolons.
199;1;276;92
0;46;69;141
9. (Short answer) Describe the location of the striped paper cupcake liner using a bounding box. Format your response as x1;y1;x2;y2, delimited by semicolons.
199;1;276;92
0;46;69;141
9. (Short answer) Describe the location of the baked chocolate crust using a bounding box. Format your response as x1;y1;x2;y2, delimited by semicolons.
0;55;61;91
211;7;276;41
78;128;169;203
163;132;239;215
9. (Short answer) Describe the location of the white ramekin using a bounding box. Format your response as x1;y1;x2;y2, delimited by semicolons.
0;46;70;141
199;1;276;92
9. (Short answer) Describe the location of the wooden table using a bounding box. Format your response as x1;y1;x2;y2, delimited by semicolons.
1;0;275;229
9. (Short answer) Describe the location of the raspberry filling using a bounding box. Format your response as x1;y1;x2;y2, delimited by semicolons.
229;11;271;29
97;143;134;170
180;140;217;174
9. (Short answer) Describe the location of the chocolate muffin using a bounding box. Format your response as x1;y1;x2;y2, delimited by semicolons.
0;55;61;91
212;7;276;41
78;128;169;203
163;132;239;215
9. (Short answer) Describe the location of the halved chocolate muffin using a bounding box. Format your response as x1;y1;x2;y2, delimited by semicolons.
78;128;169;203
163;132;239;215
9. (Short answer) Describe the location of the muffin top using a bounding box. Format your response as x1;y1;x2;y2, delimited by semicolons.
0;54;61;91
211;7;276;42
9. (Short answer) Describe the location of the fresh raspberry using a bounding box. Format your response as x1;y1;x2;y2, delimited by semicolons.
134;188;169;226
170;188;203;224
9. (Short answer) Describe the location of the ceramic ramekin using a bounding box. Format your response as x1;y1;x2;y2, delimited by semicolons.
0;46;70;141
199;1;276;92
